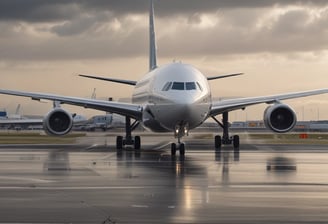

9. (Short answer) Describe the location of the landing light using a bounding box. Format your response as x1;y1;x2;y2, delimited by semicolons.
184;127;189;136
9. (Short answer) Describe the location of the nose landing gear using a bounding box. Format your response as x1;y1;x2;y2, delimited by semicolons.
171;142;185;156
171;123;187;156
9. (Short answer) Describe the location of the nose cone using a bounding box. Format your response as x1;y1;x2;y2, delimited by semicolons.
157;93;209;130
170;93;200;121
172;92;196;105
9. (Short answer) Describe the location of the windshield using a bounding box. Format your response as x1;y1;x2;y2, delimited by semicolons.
162;82;203;91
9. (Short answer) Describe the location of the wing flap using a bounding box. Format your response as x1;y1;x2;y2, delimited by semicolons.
210;89;328;116
0;89;142;119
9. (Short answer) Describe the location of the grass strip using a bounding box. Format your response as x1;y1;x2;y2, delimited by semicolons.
0;132;86;144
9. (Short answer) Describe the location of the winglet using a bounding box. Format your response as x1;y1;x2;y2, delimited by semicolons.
149;0;157;71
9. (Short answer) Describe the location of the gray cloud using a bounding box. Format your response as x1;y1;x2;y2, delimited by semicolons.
50;12;113;36
0;1;80;22
158;7;328;56
1;1;328;61
1;0;328;22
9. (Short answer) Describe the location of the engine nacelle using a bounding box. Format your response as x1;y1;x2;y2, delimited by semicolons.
264;104;297;133
43;108;73;136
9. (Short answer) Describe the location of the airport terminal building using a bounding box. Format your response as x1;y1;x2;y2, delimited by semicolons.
230;120;328;132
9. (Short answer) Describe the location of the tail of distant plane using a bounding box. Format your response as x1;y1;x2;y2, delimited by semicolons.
149;0;157;71
15;104;21;115
91;88;96;99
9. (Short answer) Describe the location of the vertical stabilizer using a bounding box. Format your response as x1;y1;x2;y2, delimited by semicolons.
149;0;157;71
15;104;21;115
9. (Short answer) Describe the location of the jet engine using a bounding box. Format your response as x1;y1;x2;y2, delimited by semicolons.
43;108;73;135
263;104;297;133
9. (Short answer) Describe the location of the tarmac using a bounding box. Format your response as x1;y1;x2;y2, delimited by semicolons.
0;133;328;223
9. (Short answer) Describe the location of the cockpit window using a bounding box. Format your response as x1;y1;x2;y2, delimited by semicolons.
171;82;185;90
186;82;196;90
196;82;203;91
162;82;172;91
162;81;203;91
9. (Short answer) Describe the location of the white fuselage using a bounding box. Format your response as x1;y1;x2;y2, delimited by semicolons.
132;63;212;134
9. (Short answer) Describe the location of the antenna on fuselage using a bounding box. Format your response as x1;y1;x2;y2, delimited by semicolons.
149;0;157;71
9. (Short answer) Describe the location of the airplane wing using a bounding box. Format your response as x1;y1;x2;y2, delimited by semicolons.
210;89;328;116
0;89;142;120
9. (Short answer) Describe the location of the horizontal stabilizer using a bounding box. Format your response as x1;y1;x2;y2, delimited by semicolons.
207;73;243;81
79;74;137;86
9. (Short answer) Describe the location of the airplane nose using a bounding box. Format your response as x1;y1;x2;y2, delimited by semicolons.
171;94;201;120
172;93;196;105
153;91;209;132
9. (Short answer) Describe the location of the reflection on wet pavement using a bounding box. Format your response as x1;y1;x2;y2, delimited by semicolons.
44;150;71;171
0;137;327;223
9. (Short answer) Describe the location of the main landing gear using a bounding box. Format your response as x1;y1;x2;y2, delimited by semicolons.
212;112;240;150
116;117;141;150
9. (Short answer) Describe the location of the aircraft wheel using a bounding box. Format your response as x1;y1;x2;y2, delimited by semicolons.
233;135;240;148
171;143;176;156
134;136;141;150
214;135;222;150
179;143;185;156
116;136;123;150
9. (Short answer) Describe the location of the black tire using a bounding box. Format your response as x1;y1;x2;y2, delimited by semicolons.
171;143;176;156
233;135;240;148
116;136;123;150
180;143;185;156
134;136;141;150
215;135;222;150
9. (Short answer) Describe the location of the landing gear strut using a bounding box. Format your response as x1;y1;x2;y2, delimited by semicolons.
116;116;141;150
171;124;187;156
212;112;240;150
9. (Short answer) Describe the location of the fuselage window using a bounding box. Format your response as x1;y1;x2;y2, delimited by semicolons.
186;82;196;90
162;82;172;91
172;82;185;90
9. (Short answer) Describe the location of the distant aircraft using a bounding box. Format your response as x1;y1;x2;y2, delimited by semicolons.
0;114;87;131
0;0;327;155
0;116;42;131
0;104;25;120
0;105;86;131
76;114;113;131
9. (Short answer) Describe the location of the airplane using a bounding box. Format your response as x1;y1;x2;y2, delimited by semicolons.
75;114;114;131
0;0;327;155
0;110;87;131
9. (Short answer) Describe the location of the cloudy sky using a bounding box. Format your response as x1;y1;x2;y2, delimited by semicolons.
1;0;328;120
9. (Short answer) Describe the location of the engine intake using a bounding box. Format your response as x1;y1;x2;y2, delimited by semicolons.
264;104;297;133
43;108;73;135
